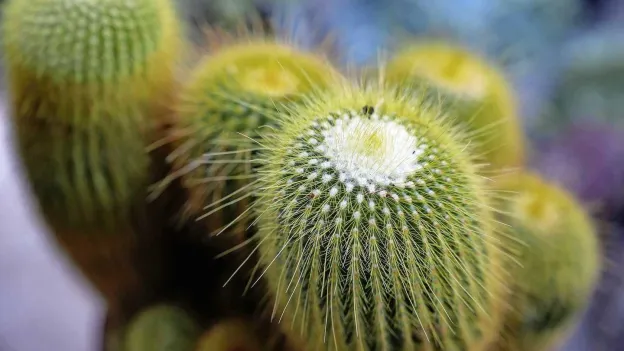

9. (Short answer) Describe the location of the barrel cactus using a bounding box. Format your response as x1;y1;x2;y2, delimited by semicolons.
494;172;601;351
232;82;506;350
1;0;181;312
384;41;525;173
155;36;339;235
124;304;201;351
2;0;181;229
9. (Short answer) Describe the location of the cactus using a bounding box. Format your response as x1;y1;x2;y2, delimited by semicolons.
156;36;339;234
124;304;202;351
230;82;506;350
196;318;263;351
2;0;181;229
384;41;525;173
1;0;181;315
493;172;601;351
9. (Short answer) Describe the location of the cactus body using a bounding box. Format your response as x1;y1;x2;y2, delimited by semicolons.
494;173;601;351
196;318;263;351
240;84;505;350
161;39;338;232
385;41;525;173
124;305;202;351
1;0;181;316
2;0;181;229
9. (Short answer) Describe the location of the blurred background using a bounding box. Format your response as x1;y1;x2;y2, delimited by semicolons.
1;0;623;350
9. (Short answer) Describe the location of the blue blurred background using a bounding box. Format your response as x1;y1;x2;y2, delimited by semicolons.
0;0;623;350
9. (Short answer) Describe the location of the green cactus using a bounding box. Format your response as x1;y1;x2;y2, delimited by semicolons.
229;83;507;350
123;304;202;351
1;0;182;316
154;37;340;234
2;0;181;229
493;172;601;351
384;41;525;174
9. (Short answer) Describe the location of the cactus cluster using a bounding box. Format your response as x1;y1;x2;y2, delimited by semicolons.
0;1;604;351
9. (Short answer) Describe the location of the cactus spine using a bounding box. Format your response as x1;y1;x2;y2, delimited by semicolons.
384;41;525;173
159;37;339;234
234;83;506;350
493;172;601;351
2;0;181;314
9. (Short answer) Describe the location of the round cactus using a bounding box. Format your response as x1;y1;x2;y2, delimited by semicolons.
195;318;262;351
384;41;525;173
233;83;506;350
493;172;601;351
124;304;202;351
157;38;339;233
2;0;181;229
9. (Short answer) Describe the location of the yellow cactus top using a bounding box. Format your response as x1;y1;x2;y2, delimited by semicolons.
185;40;338;101
385;41;525;172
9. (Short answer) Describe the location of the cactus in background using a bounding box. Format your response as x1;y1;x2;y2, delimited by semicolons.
493;172;601;351
1;0;181;316
124;304;202;351
232;82;507;350
384;41;525;174
2;0;180;228
196;318;263;351
155;35;339;235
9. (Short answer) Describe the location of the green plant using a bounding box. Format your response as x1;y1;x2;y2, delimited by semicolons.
229;82;507;350
493;172;601;351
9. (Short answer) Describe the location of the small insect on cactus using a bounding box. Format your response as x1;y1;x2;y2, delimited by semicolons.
154;33;340;236
493;172;601;351
1;0;181;314
231;83;507;350
195;318;263;351
384;41;525;173
123;304;202;351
